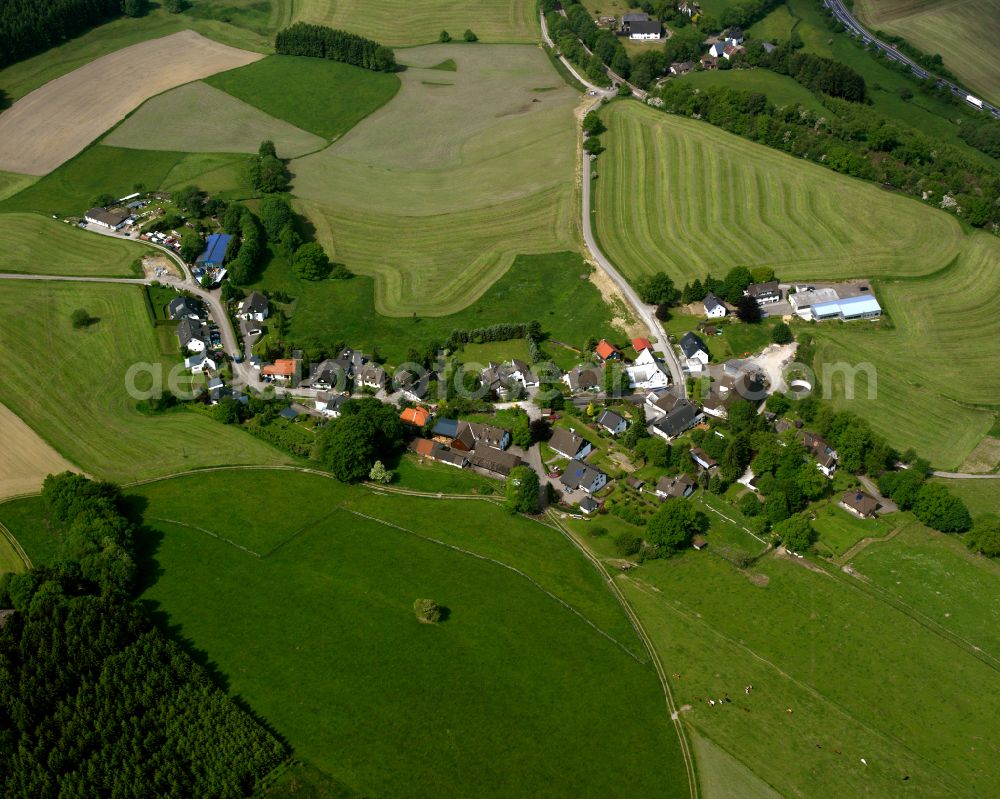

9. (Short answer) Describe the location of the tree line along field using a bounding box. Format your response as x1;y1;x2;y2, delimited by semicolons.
0;468;692;799
854;0;1000;106
289;44;579;316
0;212;147;276
594;101;999;467
0;281;290;483
566;511;1000;798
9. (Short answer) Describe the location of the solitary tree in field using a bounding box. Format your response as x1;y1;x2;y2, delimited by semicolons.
771;321;793;344
439;30;451;42
463;29;478;42
414;599;443;623
70;309;91;329
292;242;331;280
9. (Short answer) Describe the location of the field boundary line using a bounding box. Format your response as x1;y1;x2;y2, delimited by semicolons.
835;525;902;564
0;520;32;571
623;576;972;798
338;505;644;663
258;507;347;559
148;516;263;559
547;511;700;799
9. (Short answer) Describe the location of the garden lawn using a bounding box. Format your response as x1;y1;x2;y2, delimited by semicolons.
289;44;578;316
616;545;1000;798
390;454;502;496
809;499;895;556
0;213;145;276
252;251;622;365
854;0;1000;106
0;281;289;482
129;469;688;799
204;55;401;140
846;517;1000;662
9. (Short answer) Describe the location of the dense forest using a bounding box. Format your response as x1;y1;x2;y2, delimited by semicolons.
0;473;286;798
0;0;126;69
274;22;396;72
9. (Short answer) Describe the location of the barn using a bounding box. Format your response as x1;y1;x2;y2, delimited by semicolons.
196;233;232;268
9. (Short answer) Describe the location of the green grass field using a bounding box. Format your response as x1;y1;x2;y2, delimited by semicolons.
854;0;1000;106
0;146;248;215
847;517;1000;660
287;0;539;45
931;478;1000;518
289;44;578;316
574;529;1000;797
0;281;289;482
204;55;401;140
0;213;146;276
674;68;828;113
103;81;326;157
0;170;38;203
593;102;961;285
253;250;621;365
595;101;1000;466
116;469;689;798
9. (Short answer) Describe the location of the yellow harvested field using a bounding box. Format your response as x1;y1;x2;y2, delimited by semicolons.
0;403;79;500
0;30;263;175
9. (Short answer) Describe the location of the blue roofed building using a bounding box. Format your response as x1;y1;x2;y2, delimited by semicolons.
197;233;232;268
432;417;460;440
811;294;882;321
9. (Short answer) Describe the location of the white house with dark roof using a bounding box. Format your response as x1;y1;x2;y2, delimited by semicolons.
176;318;211;353
596;409;627;435
549;428;592;461
315;391;349;418
184;352;216;374
703;293;726;318
679;331;710;372
508;359;539;388
561;460;607;494
237;292;269;322
745;281;782;305
563;366;602;393
84;207;127;230
651;399;703;441
627;347;670;390
168;295;203;320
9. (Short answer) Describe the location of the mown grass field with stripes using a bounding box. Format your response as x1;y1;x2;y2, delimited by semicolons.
0;213;147;276
593;102;962;285
0;281;289;482
595;102;1000;467
855;0;1000;106
290;44;579;316
46;468;688;799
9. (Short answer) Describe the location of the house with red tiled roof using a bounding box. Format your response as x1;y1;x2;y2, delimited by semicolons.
595;339;621;362
262;359;296;382
631;337;653;353
400;406;431;427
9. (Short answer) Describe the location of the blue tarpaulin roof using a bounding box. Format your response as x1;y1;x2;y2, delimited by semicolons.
198;233;232;265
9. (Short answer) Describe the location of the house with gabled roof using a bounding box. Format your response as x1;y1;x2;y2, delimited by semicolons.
746;281;781;305
168;295;203;321
799;430;838;477
400;406;432;427
563;366;602;393
560;460;607;494
184;352;216;374
691;447;718;470
595;339;622;362
627;347;670;390
549;428;592;461
703;293;727;318
237;291;269;322
357;363;388;391
452;421;511;452
651;399;703;440
508;359;539;388
655;473;696;499
840;490;879;518
315;391;349;418
263;359;296;382
596;409;627;435
469;442;522;477
176;318;211;353
679;331;710;372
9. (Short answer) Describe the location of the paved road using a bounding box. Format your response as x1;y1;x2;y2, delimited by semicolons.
579;135;685;392
823;0;999;117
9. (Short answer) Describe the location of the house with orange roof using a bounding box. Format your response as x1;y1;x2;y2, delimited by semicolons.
595;339;621;362
400;406;432;427
262;359;296;383
631;337;653;353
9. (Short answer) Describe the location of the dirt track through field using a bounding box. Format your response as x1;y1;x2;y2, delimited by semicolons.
0;403;78;500
0;30;263;175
